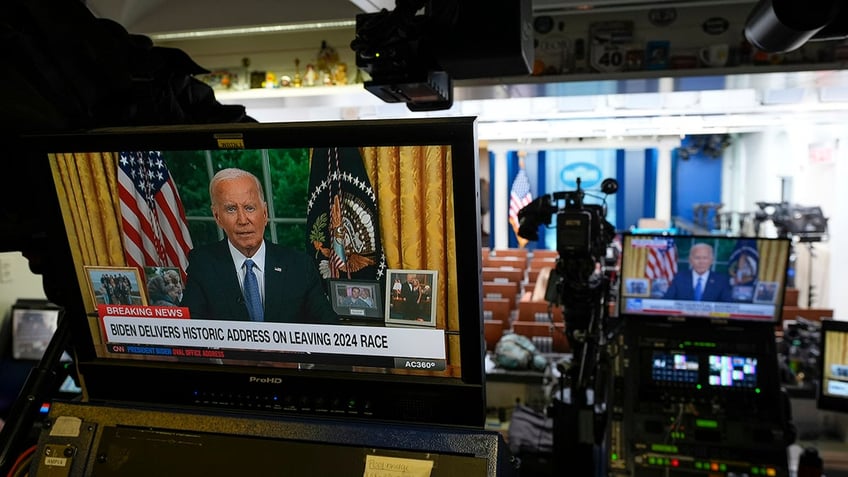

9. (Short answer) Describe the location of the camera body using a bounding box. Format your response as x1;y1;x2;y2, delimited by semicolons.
517;178;617;331
555;201;616;267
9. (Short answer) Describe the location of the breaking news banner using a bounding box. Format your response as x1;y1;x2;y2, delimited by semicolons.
623;298;775;320
98;305;446;360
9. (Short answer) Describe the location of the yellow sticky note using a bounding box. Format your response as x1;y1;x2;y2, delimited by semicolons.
363;455;434;477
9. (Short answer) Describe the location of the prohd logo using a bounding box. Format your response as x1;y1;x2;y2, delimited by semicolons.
248;376;282;384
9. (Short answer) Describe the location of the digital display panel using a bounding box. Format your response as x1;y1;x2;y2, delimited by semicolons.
34;118;486;426
650;351;699;385
618;234;790;323
818;319;848;413
708;355;758;388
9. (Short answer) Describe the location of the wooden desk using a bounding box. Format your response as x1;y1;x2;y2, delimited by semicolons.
483;281;520;309
484;319;506;351
511;321;570;353
482;266;525;284
783;306;833;322
490;248;529;260
517;300;564;323
483;255;526;269
528;257;557;270
483;297;512;327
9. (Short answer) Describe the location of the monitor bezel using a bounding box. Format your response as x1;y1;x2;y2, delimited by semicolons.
28;117;487;427
817;318;848;413
617;233;791;325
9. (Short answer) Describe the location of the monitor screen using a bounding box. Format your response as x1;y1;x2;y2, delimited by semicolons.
618;234;790;323
650;351;699;386
818;319;848;413
707;355;758;388
31;117;485;427
11;304;62;361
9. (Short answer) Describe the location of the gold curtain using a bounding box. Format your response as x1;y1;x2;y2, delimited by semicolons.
757;240;789;283
360;145;461;376
49;152;124;316
621;246;649;280
824;332;848;378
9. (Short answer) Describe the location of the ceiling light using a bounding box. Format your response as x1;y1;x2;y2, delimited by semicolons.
150;20;356;41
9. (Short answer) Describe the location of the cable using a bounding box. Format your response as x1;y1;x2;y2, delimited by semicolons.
6;445;36;477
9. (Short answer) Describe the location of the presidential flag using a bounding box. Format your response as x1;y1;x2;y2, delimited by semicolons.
728;238;759;302
118;151;193;278
508;166;533;247
306;147;385;282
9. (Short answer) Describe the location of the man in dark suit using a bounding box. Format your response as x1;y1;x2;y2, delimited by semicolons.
180;168;338;323
398;273;422;320
663;242;733;302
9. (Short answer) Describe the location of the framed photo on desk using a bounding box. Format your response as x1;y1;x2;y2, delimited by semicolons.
385;269;438;327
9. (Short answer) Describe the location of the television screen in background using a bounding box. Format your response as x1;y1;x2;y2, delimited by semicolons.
618;234;791;323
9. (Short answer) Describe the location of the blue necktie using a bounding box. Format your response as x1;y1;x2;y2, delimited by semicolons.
694;276;704;301
243;259;263;321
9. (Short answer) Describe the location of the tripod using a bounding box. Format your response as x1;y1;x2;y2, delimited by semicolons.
803;241;817;308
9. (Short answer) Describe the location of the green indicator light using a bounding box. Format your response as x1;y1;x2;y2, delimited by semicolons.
696;384;702;390
611;453;618;461
755;388;761;394
695;462;702;469
651;444;678;453
649;457;656;465
752;467;760;475
696;419;718;428
694;341;717;347
679;343;684;348
720;464;727;471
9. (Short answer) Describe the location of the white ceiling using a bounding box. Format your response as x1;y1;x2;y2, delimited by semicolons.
81;0;848;142
83;0;750;35
84;0;365;35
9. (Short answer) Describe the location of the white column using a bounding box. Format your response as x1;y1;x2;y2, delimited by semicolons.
491;147;510;250
654;138;675;223
828;130;848;319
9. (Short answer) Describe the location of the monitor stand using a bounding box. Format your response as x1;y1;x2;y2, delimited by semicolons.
29;400;517;476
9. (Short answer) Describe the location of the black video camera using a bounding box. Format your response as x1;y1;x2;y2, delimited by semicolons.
517;177;617;328
517;177;618;267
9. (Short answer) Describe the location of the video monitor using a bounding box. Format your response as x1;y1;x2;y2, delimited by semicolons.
707;355;758;388
650;351;699;386
818;319;848;413
10;303;62;361
618;234;791;323
30;117;486;427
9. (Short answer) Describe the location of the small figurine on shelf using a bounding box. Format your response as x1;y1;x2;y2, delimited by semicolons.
304;64;317;86
316;40;340;81
292;58;303;88
333;63;349;85
263;71;276;88
279;75;292;87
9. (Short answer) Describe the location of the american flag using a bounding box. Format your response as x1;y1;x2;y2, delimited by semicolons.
645;242;677;283
508;167;533;234
118;151;193;278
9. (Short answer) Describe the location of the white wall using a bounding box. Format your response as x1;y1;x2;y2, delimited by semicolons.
0;252;47;326
733;127;847;318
